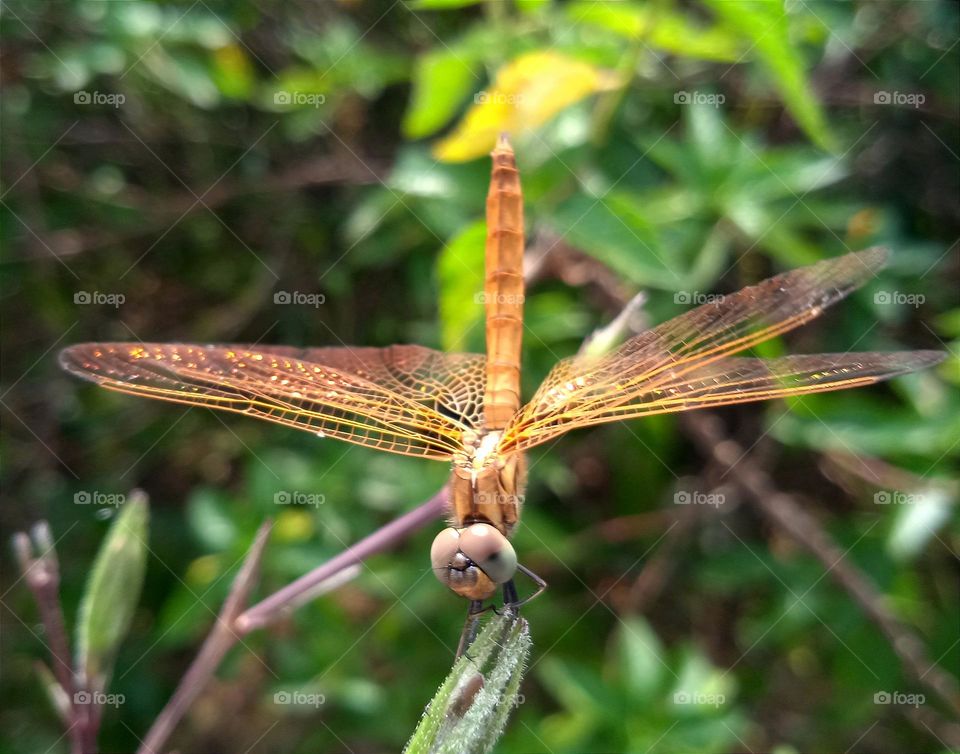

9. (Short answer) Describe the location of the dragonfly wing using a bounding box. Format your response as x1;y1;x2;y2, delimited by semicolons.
59;343;486;459
237;344;487;429
501;249;943;451
506;352;943;447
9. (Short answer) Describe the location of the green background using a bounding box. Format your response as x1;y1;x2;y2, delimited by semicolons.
2;1;958;752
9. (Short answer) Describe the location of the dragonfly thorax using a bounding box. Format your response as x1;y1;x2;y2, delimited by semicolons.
449;430;525;534
457;429;504;475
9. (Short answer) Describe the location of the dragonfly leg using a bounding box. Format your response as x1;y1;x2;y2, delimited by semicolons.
497;563;548;612
456;564;548;657
502;579;520;607
455;599;489;659
509;563;548;609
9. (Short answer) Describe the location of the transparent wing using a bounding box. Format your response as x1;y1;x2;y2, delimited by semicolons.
242;344;487;428
503;352;942;448
60;343;488;459
501;249;943;451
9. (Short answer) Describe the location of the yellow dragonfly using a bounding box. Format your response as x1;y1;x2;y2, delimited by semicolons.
60;135;943;633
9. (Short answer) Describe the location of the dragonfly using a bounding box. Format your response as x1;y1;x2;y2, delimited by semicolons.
61;135;943;641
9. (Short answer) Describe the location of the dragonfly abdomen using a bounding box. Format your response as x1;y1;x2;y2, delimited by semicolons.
483;135;525;430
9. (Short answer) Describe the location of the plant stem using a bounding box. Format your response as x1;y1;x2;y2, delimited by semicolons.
236;487;447;633
682;412;960;746
14;523;87;754
137;487;447;753
137;521;271;754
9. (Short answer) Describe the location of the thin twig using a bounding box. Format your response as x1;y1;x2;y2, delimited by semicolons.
137;521;271;754
236;488;448;633
138;487;447;753
537;243;960;745
682;412;960;746
621;513;696;613
25;152;389;260
14;523;86;754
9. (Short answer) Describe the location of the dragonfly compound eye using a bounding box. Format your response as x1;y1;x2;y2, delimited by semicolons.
458;523;518;585
430;526;509;601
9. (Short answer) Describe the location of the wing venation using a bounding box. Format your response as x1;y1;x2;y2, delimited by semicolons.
60;343;488;459
501;249;943;451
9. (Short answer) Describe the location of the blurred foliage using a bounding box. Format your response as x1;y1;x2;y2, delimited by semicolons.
75;491;149;693
1;1;958;753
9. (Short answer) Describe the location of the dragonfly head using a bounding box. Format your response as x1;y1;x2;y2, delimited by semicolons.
430;523;518;601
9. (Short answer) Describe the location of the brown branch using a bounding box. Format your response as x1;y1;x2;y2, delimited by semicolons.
14;522;86;754
682;412;960;745
22;152;389;260
236;487;447;633
621;510;698;613
137;488;447;754
137;521;272;754
537;240;960;744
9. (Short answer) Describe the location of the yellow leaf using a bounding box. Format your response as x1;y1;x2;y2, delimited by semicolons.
185;554;222;587
211;44;254;99
274;509;315;542
434;51;620;162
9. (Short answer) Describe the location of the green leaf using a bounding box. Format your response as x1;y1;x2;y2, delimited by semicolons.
887;487;954;561
76;491;149;689
404;51;477;138
36;661;71;725
537;656;615;719
410;0;484;8
670;647;737;717
516;0;550;14
186;488;239;551
141;49;220;108
934;308;960;339
740;149;848;200
769;399;960;458
636;131;704;187
548;192;683;289
703;0;835;151
404;612;531;754
210;44;255;100
686;100;733;177
569;1;745;62
438;220;487;352
616;617;665;703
